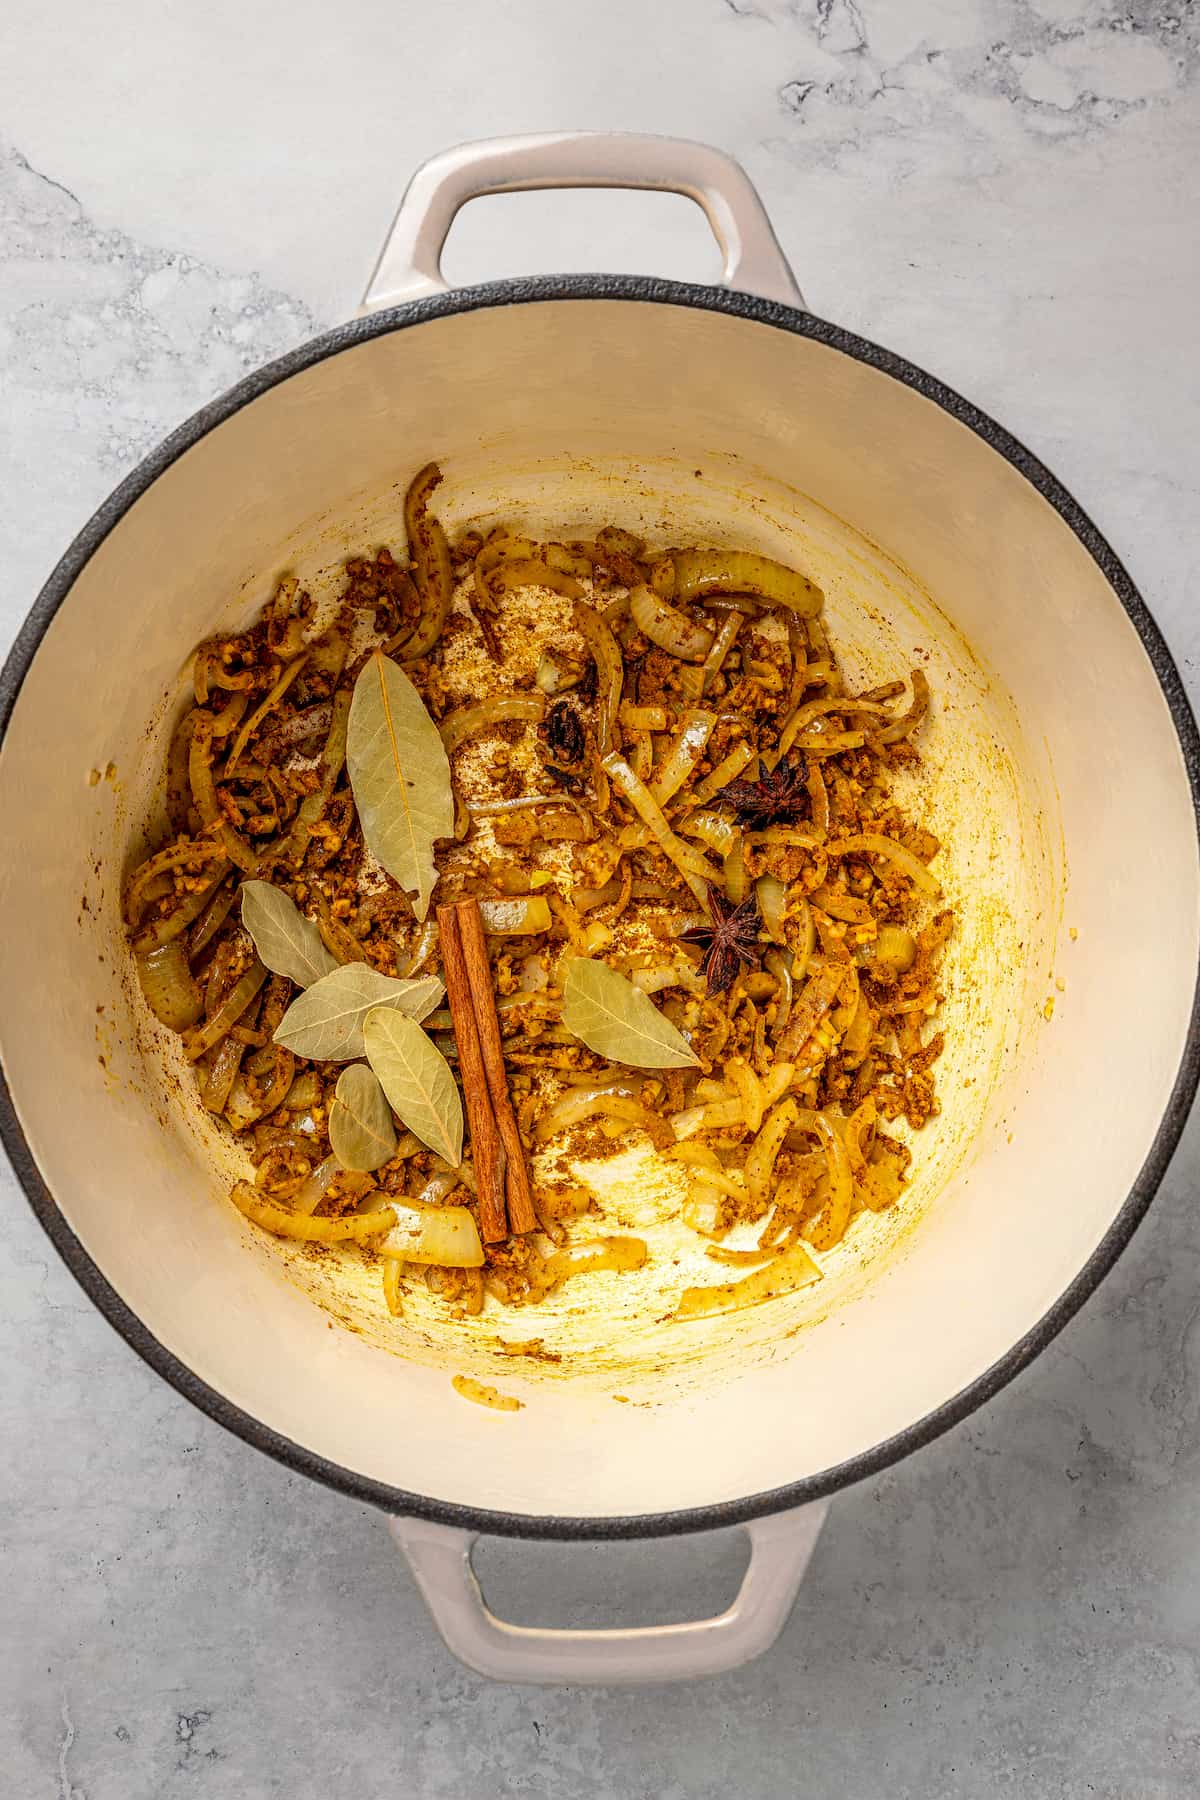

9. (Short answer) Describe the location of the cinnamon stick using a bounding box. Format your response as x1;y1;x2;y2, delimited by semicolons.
454;898;539;1235
436;904;508;1244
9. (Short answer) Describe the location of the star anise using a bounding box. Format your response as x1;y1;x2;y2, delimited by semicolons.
682;883;764;995
718;753;809;830
545;699;587;766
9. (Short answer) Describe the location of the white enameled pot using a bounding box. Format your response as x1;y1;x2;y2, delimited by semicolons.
1;135;1197;1686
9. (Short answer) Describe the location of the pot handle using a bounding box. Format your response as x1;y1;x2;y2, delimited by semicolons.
389;1501;828;1686
360;132;804;313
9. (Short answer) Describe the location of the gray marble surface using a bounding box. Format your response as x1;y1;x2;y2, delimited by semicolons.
3;2;1199;1794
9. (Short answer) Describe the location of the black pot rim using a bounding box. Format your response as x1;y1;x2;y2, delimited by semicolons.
3;273;1198;1542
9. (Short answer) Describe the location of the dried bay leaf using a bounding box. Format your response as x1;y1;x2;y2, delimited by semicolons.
561;957;701;1069
347;650;454;922
240;880;338;988
274;963;443;1062
363;1007;463;1165
329;1063;398;1172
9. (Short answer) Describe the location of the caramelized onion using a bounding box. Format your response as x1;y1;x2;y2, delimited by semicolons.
669;549;823;618
629;584;714;662
440;694;544;755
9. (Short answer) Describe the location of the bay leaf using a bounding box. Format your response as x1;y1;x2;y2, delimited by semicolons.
346;650;454;922
363;1006;463;1165
240;879;338;988
329;1063;398;1172
273;963;444;1061
561;957;701;1069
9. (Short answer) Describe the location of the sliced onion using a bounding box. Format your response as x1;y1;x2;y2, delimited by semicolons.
200;1032;247;1114
810;883;873;925
184;958;267;1061
859;1148;906;1212
672;1145;749;1202
618;702;670;732
187;717;263;876
670;1097;743;1139
723;836;750;906
745;1098;799;1207
130;863;230;954
777;960;846;1060
534;1085;668;1147
224;652;310;775
682;1182;725;1237
274;689;350;869
679;810;738;859
440;693;544;755
284;1071;321;1113
670;549;823;618
478;896;553;935
573;601;624;755
603;752;712;908
857;923;918;974
686;741;756;809
124;840;229;928
629;960;706;997
489;558;584;600
764;947;794;1031
618;821;719;883
530;1236;648;1296
698;610;744;694
231;1181;395;1243
135;939;204;1031
402;464;454;658
795;1111;854;1249
648;709;717;805
874;668;930;743
756;874;788;945
776;692;894;759
673;1242;821;1320
378;1203;484;1268
629;584;714;662
826;832;942;896
383;1258;405;1315
725;1057;765;1136
841;990;873;1068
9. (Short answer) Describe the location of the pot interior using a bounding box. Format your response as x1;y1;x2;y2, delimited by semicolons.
1;295;1194;1522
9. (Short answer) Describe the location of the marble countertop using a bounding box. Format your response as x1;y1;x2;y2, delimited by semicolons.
3;2;1199;1794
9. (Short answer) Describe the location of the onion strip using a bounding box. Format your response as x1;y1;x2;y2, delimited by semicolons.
746;1098;798;1206
825;832;943;896
184;959;267;1061
687;742;755;809
402;463;455;658
232;1181;395;1243
135;940;204;1031
188;714;260;874
673;1242;821;1320
130;863;230;954
440;694;544;755
670;549;824;619
603;752;712;908
573;601;624;755
795;1111;854;1249
224;653;310;776
629;584;713;662
725;1057;764;1135
648;709;717;805
678;810;738;859
874;668;930;743
124;840;228;928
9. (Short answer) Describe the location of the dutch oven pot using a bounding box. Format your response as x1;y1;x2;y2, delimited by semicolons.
2;135;1197;1685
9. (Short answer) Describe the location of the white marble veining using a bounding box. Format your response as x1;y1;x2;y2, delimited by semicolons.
2;1;1199;1793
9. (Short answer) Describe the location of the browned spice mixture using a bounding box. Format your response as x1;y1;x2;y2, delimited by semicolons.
125;467;952;1325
